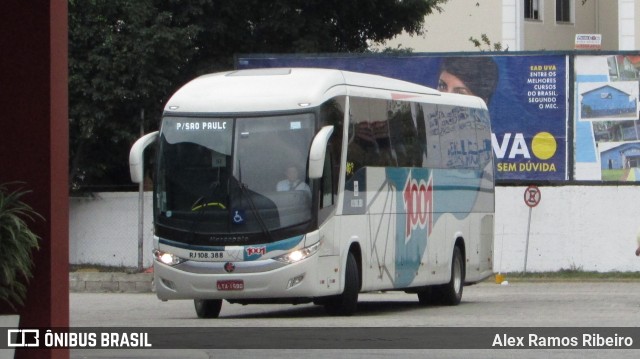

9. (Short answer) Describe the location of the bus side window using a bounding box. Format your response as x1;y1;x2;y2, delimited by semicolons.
424;104;489;170
319;97;344;223
346;97;396;181
474;108;493;169
388;100;422;167
422;103;445;169
345;97;368;182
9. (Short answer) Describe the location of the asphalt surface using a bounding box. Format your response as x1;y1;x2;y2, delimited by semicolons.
66;281;640;359
70;281;640;326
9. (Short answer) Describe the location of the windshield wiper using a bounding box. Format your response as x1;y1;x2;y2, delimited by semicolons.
236;160;274;242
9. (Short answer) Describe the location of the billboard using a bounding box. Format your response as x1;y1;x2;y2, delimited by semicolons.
574;55;640;182
238;54;569;182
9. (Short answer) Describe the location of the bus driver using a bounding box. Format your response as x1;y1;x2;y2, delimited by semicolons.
276;166;310;193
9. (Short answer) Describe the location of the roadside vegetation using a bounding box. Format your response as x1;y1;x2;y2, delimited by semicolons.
495;269;640;282
70;264;640;282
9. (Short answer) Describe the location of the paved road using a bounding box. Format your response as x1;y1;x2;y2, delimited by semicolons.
69;281;640;358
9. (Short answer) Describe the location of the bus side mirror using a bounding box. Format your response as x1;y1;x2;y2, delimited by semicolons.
308;126;334;179
129;131;159;183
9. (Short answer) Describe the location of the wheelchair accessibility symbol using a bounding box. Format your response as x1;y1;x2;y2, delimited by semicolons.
232;209;245;224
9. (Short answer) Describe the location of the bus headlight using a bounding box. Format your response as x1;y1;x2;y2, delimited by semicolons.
273;241;320;264
153;249;187;266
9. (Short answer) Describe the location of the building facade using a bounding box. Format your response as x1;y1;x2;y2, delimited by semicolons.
376;0;639;52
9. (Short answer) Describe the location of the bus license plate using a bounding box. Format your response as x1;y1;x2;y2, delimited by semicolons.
217;280;244;291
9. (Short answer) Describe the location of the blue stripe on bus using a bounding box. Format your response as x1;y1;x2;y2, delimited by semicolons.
158;235;305;261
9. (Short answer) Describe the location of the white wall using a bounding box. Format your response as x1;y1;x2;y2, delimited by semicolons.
372;0;503;52
69;187;640;272
378;0;638;52
70;192;154;268
495;186;640;273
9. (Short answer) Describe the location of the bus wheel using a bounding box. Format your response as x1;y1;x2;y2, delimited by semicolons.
324;252;359;316
194;299;222;318
417;246;464;306
441;246;464;305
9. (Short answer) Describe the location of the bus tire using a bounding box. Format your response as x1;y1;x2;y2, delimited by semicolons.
441;246;464;305
417;246;464;306
194;299;222;318
324;252;359;316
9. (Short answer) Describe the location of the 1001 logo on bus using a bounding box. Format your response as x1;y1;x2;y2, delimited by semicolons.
403;176;433;241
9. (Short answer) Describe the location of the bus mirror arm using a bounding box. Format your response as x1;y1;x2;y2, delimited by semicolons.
129;131;159;183
308;126;334;179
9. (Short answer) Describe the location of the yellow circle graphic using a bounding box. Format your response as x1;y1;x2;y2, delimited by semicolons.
531;132;557;160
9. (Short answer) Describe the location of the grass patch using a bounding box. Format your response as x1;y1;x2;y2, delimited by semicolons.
70;264;144;274
601;169;626;181
494;269;640;282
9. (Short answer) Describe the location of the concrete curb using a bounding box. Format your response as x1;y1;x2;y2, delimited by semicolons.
70;272;154;293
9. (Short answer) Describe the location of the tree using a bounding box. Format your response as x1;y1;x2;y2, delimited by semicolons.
69;0;207;191
68;0;447;192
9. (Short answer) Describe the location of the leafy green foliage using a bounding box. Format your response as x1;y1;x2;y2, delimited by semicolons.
0;183;43;310
69;0;446;192
468;33;506;52
503;270;640;282
69;0;207;192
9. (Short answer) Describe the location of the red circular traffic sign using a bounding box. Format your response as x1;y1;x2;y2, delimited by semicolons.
524;185;541;207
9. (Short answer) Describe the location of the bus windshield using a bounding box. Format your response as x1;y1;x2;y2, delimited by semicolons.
155;113;316;245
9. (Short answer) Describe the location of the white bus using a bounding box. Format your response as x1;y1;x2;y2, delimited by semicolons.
129;68;495;318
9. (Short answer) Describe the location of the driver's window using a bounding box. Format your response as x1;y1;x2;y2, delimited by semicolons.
320;150;333;208
318;96;345;223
